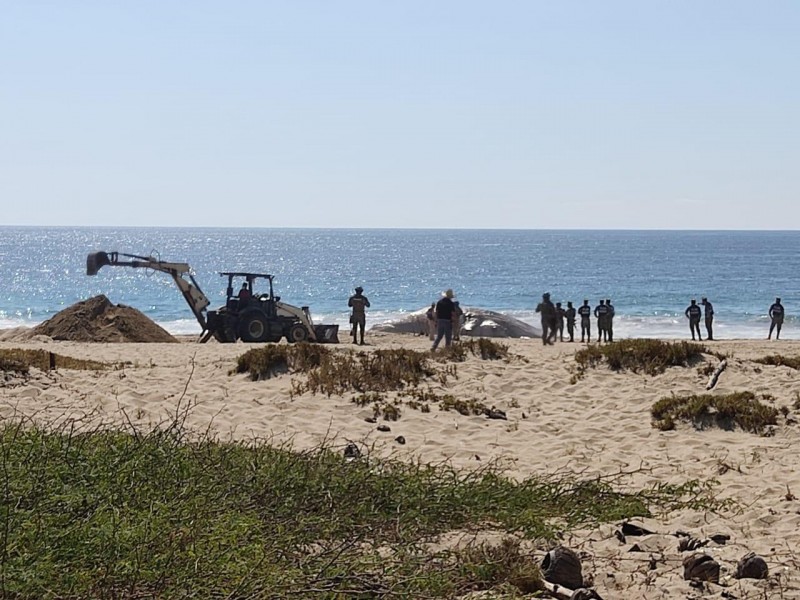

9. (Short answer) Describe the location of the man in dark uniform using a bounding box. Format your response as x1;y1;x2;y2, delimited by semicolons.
348;286;371;345
578;299;591;343
685;299;702;341
605;298;615;343
432;289;456;350
701;297;714;341
555;302;566;342
594;299;608;343
565;301;576;342
769;297;784;340
535;292;557;345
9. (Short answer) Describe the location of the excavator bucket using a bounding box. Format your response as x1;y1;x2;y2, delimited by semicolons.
86;251;111;276
314;324;340;343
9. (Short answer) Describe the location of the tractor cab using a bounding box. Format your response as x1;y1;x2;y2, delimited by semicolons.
221;272;278;314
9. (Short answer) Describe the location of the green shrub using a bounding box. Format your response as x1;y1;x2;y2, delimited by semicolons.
0;416;723;599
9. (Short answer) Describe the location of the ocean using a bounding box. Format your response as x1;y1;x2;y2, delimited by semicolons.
1;227;798;340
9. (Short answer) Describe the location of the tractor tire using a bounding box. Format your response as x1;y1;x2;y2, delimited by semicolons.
287;322;310;343
239;312;270;343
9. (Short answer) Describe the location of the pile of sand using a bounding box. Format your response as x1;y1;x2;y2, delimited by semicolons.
31;295;177;343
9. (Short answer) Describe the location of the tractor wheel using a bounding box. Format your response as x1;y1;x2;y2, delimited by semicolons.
239;313;270;343
287;322;310;343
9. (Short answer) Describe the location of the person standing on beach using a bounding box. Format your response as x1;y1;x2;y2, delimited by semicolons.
555;302;565;342
701;297;714;341
565;301;576;342
578;299;591;342
769;297;784;340
594;299;608;342
535;292;557;345
348;286;370;345
426;303;436;341
685;299;703;341
452;301;464;342
432;289;456;350
605;298;615;342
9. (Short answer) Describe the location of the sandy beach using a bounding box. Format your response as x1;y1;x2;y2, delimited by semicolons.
2;331;800;598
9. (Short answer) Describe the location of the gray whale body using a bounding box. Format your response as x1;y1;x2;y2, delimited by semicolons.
371;307;541;339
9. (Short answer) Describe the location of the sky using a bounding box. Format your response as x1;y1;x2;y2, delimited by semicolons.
1;1;798;229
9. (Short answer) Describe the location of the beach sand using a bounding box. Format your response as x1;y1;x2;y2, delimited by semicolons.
2;331;799;598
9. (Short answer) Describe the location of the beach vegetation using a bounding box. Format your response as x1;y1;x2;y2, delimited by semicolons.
651;391;779;433
574;339;708;377
437;338;515;362
753;354;800;370
0;348;108;373
0;410;726;599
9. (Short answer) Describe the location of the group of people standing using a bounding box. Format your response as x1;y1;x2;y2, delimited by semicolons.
685;297;786;341
348;285;790;347
426;289;464;350
535;294;616;345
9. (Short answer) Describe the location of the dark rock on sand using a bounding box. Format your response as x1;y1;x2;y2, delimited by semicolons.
735;552;769;580
682;553;720;583
371;306;541;339
542;546;583;589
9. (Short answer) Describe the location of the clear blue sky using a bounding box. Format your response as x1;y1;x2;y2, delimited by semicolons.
2;1;798;229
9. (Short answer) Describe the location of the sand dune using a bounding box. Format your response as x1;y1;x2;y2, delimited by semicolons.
2;332;800;597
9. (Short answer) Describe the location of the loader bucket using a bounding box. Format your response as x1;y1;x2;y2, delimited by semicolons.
314;324;340;344
86;252;111;276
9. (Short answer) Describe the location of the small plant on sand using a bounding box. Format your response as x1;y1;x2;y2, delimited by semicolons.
440;396;489;416
575;339;708;377
651;391;779;434
753;355;800;370
451;537;544;594
435;338;517;363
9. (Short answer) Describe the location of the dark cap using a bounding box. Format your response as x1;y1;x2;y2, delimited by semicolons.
355;286;363;293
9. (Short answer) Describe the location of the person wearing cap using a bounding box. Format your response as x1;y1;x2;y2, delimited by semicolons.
769;297;784;340
535;292;557;345
685;299;703;341
701;297;714;341
605;298;615;342
348;286;371;345
577;299;592;342
432;289;456;350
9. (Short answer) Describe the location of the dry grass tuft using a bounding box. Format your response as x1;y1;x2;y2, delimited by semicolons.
575;339;708;377
651;391;779;433
753;355;800;370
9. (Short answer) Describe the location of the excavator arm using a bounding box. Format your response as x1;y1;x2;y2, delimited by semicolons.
87;251;212;340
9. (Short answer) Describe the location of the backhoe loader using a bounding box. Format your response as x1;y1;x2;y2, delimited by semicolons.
86;251;339;344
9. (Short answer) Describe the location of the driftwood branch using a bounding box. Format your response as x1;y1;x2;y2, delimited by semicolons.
544;581;603;600
706;358;727;390
543;581;574;599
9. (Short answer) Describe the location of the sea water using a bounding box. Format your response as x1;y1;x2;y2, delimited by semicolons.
1;227;798;340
